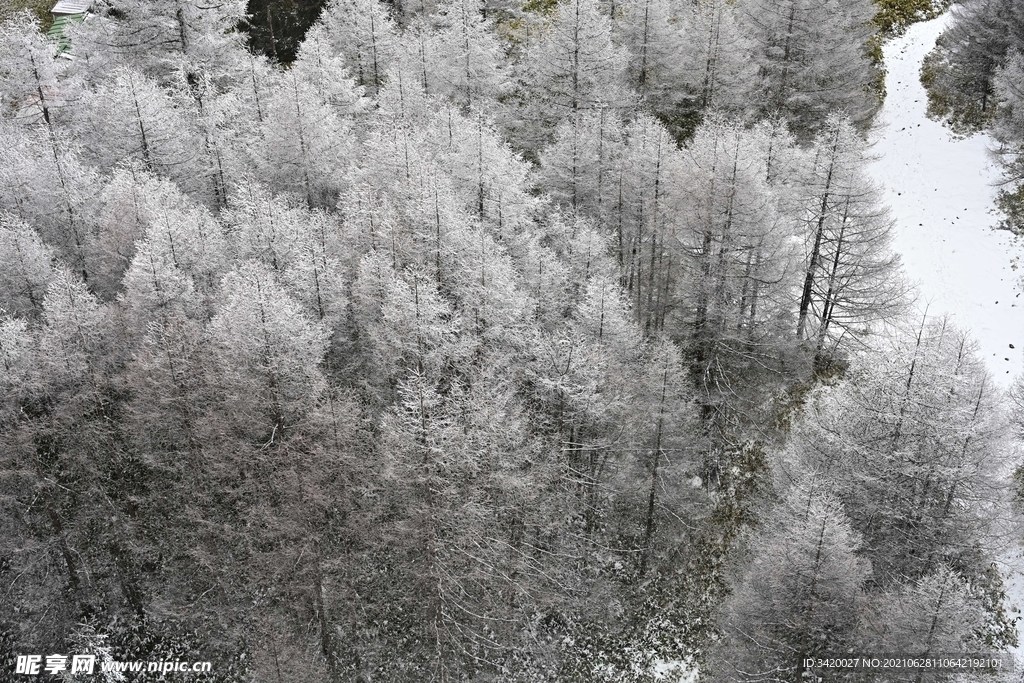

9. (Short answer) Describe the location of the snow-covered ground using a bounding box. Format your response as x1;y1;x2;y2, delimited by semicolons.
867;13;1024;387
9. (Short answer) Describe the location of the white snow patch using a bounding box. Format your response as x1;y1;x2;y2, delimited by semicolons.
867;13;1024;386
996;549;1024;665
653;658;699;683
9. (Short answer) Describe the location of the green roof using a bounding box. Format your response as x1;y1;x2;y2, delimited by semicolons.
46;12;85;58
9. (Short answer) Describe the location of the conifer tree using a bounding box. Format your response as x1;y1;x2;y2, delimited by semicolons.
121;240;203;331
257;68;358;208
993;50;1024;231
206;262;329;440
130;174;229;297
515;0;631;151
615;114;678;333
68;0;249;83
0;123;97;283
741;0;878;135
538;108;626;223
281;210;351;331
794;115;906;366
76;67;200;184
37;267;108;397
438;107;537;234
0;11;61;127
310;0;400;96
165;68;247;209
673;0;757;128
718;485;868;682
789;321;1013;588
0;276;119;653
0;316;35;425
122;310;207;464
431;0;509;109
866;566;987;661
608;0;682;107
632;338;698;577
223;180;309;271
922;0;1024;132
673;116;797;425
0;214;53;318
518;232;574;328
395;18;444;99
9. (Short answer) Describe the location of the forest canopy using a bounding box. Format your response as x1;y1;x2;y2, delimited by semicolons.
0;0;1020;682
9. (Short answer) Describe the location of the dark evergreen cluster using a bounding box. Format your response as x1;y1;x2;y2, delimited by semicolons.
243;0;327;64
0;1;1018;681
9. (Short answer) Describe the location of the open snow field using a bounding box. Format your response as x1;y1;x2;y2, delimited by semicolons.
867;13;1024;387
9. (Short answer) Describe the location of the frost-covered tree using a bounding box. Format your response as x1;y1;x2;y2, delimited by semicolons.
438;107;536;233
741;0;878;135
85;167;226;300
613;114;678;331
0;316;35;425
0;214;53;317
0;11;62;127
0;123;98;282
672;116;798;424
68;0;249;83
309;0;400;96
718;485;869;682
608;0;682;107
394;18;443;97
37;267;110;403
375;367;546;677
794;115;906;366
922;0;1024;133
672;0;757;130
257;67;359;207
164;69;245;209
132;174;228;296
514;0;631;151
539;108;626;223
430;0;508;108
993;50;1024;232
207;262;328;440
631;338;699;576
224;180;350;328
0;268;123;654
865;565;988;660
921;0;1024;230
224;180;309;270
788;320;1013;587
75;67;200;184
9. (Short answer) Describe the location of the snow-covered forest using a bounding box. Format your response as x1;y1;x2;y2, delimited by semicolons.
0;0;1022;681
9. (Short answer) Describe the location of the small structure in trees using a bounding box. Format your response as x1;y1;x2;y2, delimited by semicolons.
47;0;90;58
